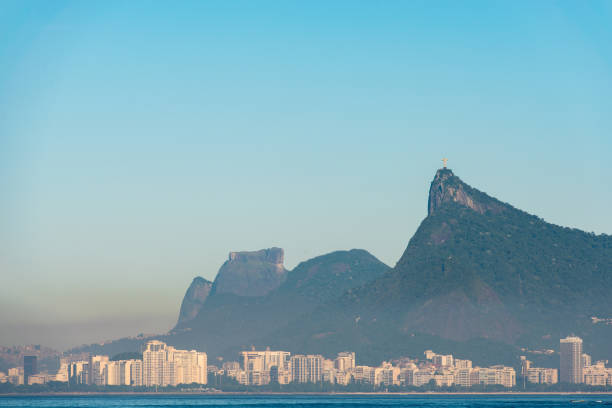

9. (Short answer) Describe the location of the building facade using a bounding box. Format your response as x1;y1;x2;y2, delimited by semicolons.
560;336;583;384
23;356;37;385
527;368;558;384
68;361;89;385
240;349;290;385
290;355;322;383
142;340;207;387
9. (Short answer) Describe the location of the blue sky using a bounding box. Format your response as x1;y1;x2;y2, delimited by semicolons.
1;0;611;349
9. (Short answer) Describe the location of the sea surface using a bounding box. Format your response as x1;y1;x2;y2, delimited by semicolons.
0;395;611;408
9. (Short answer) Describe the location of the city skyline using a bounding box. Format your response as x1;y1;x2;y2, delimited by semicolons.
4;335;611;390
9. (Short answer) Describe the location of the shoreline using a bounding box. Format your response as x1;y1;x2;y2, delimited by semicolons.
2;391;612;396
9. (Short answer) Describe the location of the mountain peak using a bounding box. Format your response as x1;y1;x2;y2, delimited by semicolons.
228;247;284;265
427;168;504;216
176;277;212;326
211;247;288;297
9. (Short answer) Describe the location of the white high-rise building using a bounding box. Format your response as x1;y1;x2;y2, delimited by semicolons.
334;352;355;372
68;361;89;385
581;353;591;368
290;355;322;383
454;368;472;387
142;340;207;387
106;361;119;386
239;349;291;385
171;349;207;386
130;359;143;386
89;355;109;385
560;336;583;384
105;360;143;386
143;340;166;386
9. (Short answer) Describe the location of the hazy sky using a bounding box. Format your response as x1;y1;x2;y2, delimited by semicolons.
1;1;611;350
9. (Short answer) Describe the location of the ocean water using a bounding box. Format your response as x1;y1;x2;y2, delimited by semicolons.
0;395;611;408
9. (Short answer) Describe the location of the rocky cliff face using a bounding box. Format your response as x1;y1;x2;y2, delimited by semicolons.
176;277;212;326
169;248;390;358
228;247;284;264
428;168;505;216
211;247;288;297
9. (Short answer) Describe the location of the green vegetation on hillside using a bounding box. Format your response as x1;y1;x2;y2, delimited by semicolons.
70;170;612;368
264;170;612;366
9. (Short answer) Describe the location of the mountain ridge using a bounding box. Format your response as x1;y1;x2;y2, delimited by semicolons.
70;167;612;368
256;168;612;365
168;248;390;357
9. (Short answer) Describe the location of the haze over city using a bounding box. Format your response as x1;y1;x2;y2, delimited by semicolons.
1;0;612;352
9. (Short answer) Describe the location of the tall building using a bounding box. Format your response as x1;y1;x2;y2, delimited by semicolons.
143;340;167;386
454;368;472;387
291;355;308;383
581;353;592;368
171;348;207;386
106;361;120;386
105;360;143;386
334;352;355;372
89;355;110;385
130;359;143;386
290;355;322;383
520;356;531;377
560;336;583;384
239;349;290;385
142;340;207;387
23;356;37;385
68;361;89;385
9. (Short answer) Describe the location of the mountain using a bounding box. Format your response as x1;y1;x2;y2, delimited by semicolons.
262;168;612;366
176;277;212;326
392;169;612;338
70;248;388;358
72;168;612;368
210;248;287;297
168;249;390;357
